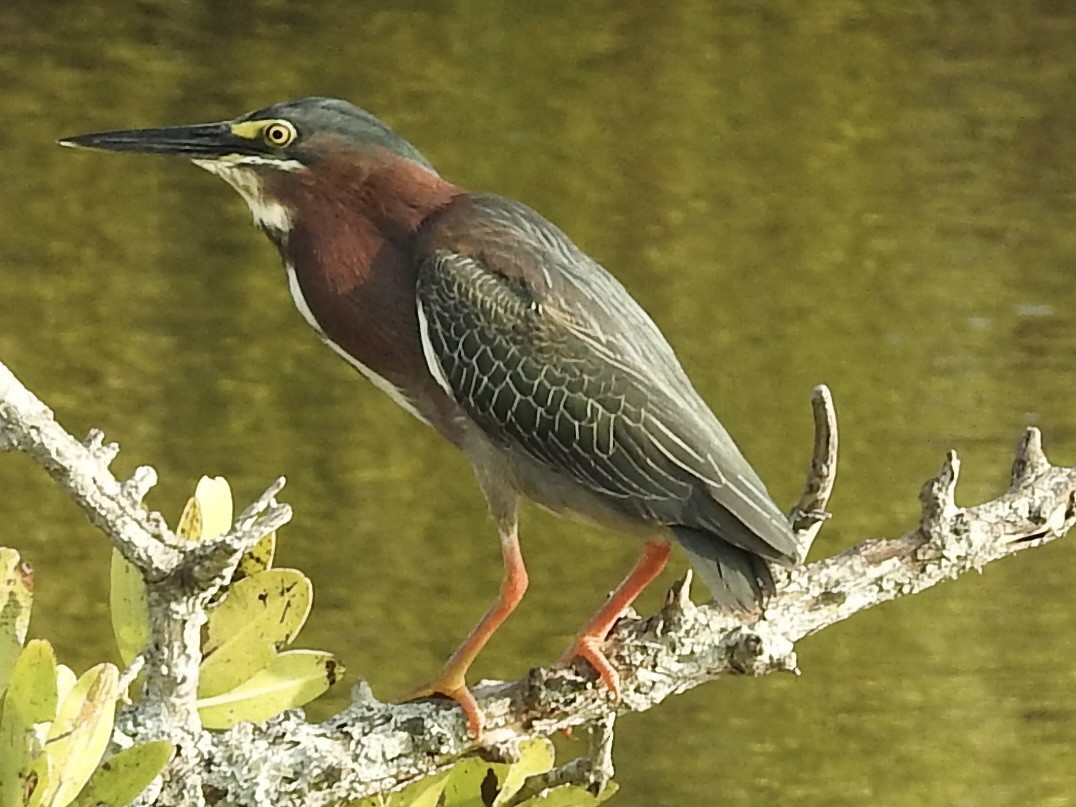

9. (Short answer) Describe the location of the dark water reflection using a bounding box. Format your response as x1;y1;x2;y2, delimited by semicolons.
2;2;1075;804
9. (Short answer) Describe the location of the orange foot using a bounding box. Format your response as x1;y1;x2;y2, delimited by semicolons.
559;633;622;697
557;539;672;699
402;674;483;738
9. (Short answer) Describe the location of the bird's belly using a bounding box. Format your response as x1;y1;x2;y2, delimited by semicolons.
284;263;431;426
500;443;662;539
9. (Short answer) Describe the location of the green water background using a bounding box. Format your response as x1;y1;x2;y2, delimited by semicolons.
2;3;1075;804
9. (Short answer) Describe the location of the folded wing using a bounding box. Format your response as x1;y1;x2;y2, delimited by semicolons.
414;194;797;604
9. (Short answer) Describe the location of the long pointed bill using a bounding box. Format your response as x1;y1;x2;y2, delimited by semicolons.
58;122;257;159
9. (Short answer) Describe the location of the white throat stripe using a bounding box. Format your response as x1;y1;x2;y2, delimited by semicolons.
192;159;295;234
284;264;430;426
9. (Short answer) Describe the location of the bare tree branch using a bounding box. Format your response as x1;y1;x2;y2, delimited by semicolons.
790;384;838;559
2;358;1071;806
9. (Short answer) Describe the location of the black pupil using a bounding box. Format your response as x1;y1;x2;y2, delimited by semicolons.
269;126;287;143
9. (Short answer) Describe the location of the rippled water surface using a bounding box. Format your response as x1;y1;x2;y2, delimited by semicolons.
2;3;1075;804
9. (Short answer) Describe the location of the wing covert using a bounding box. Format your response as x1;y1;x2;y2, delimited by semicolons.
417;250;690;509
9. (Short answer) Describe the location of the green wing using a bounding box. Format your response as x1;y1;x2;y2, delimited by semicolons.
415;194;797;564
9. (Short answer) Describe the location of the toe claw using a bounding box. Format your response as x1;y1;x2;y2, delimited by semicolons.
402;677;484;737
559;636;622;699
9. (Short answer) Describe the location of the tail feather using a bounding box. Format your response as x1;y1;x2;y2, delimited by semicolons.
672;525;778;612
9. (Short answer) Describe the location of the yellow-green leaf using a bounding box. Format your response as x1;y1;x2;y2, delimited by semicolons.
197;649;342;730
511;782;619;806
71;739;173;807
0;548;33;693
391;770;452;807
21;755;50;807
199;569;312;698
194;476;233;541
349;770;453;807
493;739;556;806
235;530;276;581
352;769;452;807
175;496;202;542
31;663;120;807
0;640;57;807
109;550;148;666
55;665;77;709
442;757;509;807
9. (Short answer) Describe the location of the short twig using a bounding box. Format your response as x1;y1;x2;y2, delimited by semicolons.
789;385;838;559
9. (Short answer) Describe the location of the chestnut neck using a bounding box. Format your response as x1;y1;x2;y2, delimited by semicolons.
265;149;460;272
253;146;469;443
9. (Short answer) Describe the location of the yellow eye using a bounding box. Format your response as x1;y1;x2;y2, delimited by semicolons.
263;121;296;148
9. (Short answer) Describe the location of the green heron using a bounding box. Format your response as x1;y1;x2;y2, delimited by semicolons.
61;97;798;736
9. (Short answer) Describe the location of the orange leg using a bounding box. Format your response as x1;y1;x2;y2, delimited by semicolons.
404;523;528;737
559;539;671;695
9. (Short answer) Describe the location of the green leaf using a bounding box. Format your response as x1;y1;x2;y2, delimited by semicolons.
0;640;57;807
175;496;202;542
21;756;50;807
235;530;276;581
109;550;148;666
189;475;274;581
442;757;509;807
0;548;33;693
348;768;452;807
493;739;556;806
194;476;233;541
437;739;557;807
55;665;77;709
71;740;173;807
199;569;312;698
30;663;120;807
197;649;342;729
512;783;619;806
390;770;452;807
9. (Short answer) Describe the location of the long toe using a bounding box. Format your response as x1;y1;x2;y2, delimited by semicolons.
559;635;622;698
402;675;484;738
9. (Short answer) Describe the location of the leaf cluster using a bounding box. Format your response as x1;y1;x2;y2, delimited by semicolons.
110;477;342;729
0;548;172;807
352;739;618;807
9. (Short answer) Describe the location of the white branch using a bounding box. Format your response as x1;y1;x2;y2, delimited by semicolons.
0;361;290;805
0;362;179;575
2;359;1071;806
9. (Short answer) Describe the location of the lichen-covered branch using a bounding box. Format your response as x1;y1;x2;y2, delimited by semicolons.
0;363;178;574
789;384;838;559
2;357;1072;807
0;360;289;806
